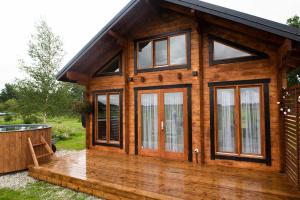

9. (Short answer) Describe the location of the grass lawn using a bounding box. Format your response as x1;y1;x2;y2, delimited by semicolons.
0;181;97;200
47;117;86;150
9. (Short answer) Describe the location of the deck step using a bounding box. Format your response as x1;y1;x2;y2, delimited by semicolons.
36;152;53;159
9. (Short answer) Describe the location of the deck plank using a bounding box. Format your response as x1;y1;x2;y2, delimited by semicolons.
29;150;300;200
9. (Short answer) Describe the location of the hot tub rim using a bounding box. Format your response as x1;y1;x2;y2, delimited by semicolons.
0;124;52;133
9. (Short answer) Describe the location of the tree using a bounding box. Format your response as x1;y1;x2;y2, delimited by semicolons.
286;15;300;86
0;83;17;103
287;15;300;28
17;19;82;122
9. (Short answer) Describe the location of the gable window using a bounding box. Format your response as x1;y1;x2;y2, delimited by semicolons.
94;53;122;77
209;79;271;165
208;35;268;65
135;30;191;73
94;90;123;148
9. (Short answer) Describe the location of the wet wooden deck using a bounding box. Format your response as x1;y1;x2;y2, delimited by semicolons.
28;150;300;200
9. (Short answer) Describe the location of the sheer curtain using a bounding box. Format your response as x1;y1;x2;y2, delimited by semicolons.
164;92;184;153
217;89;235;152
141;94;158;150
240;87;261;154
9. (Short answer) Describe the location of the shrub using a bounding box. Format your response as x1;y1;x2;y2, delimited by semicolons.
4;115;13;122
23;115;41;124
52;124;76;141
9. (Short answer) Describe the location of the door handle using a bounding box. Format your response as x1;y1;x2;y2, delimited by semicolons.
161;121;164;131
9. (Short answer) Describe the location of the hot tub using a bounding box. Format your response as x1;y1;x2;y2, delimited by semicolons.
0;124;52;174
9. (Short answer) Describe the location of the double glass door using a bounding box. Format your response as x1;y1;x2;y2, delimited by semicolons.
138;88;188;160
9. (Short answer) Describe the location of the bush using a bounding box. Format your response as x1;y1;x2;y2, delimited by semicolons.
52;124;76;141
23;115;41;124
4;115;13;122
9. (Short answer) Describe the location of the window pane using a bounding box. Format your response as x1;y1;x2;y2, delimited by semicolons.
164;92;184;153
141;93;158;150
138;41;152;69
110;94;120;143
213;41;252;61
154;40;167;66
217;88;235;153
96;55;120;75
97;95;107;141
240;87;261;155
170;34;187;65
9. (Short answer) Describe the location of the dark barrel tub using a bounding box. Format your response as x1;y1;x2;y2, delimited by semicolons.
0;124;51;174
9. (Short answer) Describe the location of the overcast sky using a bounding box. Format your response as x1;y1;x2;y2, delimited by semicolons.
0;0;299;89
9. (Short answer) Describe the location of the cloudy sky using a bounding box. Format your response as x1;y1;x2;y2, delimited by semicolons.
0;0;299;89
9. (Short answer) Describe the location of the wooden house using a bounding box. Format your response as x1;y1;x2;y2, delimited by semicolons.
56;0;300;173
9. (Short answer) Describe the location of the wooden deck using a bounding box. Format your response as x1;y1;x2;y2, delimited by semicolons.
29;150;300;200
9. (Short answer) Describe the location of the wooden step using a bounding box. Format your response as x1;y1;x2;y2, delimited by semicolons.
33;142;45;147
28;136;54;167
36;152;53;159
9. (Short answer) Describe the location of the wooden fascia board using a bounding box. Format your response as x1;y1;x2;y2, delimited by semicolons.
66;71;90;85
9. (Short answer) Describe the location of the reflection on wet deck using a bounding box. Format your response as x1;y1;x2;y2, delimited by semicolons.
29;150;300;199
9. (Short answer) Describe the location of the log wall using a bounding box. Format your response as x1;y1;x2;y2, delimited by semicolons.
85;10;283;171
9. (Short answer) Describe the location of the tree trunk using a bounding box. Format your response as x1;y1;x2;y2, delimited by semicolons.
43;113;47;123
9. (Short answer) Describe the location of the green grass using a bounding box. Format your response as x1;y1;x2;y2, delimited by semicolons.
47;117;86;151
0;181;97;200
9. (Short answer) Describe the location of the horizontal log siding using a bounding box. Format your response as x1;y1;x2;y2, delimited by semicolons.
85;10;282;171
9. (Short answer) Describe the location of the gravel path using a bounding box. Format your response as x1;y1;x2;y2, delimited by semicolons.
0;171;36;189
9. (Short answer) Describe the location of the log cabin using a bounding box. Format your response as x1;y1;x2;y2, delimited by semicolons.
56;0;300;173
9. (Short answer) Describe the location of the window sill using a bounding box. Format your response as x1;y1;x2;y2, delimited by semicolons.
214;154;269;165
135;64;189;74
94;142;121;148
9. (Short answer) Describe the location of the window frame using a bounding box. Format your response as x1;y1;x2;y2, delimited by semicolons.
209;79;271;165
93;52;122;77
208;35;269;66
92;89;123;148
134;29;191;74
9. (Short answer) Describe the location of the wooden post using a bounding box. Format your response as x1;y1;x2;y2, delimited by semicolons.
297;88;300;189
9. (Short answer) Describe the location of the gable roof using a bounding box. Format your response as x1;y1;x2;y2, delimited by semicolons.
57;0;300;81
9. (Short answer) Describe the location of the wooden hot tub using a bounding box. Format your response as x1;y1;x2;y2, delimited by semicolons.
0;124;52;174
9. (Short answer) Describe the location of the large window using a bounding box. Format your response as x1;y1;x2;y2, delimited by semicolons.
94;90;122;148
209;79;271;165
208;35;268;65
135;30;190;73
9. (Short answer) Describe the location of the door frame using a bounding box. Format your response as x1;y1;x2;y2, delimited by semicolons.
134;84;192;161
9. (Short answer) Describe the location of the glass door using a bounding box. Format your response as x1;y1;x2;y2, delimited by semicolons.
138;88;188;160
138;91;160;157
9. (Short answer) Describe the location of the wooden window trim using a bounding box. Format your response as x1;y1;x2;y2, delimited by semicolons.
209;79;271;165
93;52;123;77
134;29;191;74
208;35;269;66
92;89;123;149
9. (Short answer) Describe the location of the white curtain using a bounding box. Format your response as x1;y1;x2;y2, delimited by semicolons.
240;88;261;154
141;94;158;150
217;89;235;152
164;92;184;153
